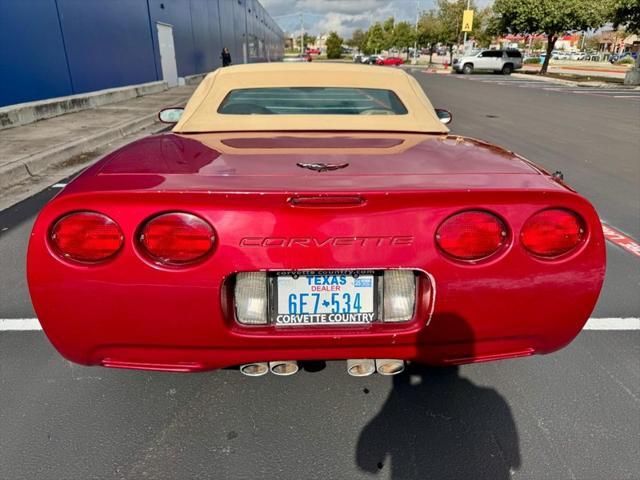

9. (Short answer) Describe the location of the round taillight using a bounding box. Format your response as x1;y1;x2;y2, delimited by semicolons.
139;212;215;265
521;209;585;258
50;212;123;263
436;211;507;261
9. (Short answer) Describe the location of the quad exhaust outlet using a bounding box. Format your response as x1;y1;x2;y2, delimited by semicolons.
269;360;299;376
346;359;376;377
375;359;405;375
240;359;405;376
239;362;269;377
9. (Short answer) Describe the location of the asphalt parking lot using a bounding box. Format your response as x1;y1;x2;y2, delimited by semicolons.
1;71;638;480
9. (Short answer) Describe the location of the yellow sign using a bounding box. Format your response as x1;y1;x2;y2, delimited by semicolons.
461;10;474;32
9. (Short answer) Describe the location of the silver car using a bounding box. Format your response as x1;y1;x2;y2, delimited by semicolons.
453;49;523;75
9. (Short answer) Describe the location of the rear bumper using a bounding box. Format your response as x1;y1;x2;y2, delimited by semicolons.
29;261;601;371
29;288;601;372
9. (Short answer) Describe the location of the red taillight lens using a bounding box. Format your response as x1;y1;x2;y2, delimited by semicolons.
139;212;215;265
521;209;585;258
50;212;123;263
436;211;507;261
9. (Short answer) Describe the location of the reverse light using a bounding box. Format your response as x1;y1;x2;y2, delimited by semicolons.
436;211;507;261
521;209;585;258
383;270;416;322
50;211;123;263
235;272;268;324
139;212;215;265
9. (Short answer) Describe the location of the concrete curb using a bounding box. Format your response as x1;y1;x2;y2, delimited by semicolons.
183;72;210;85
0;113;149;190
0;94;191;191
0;81;168;131
514;71;640;88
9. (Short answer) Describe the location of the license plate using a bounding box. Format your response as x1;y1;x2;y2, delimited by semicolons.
271;271;378;326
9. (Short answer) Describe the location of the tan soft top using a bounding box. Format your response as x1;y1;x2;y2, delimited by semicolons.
173;63;448;134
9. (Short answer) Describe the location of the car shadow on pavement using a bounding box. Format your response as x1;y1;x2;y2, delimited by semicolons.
356;315;521;480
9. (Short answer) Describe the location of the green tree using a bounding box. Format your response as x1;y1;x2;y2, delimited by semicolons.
366;23;386;53
347;28;368;53
610;0;640;31
610;0;640;78
472;7;494;48
303;33;316;50
418;10;444;64
437;0;463;62
326;31;344;59
393;21;416;59
492;0;610;73
437;0;482;62
532;38;545;51
383;17;396;50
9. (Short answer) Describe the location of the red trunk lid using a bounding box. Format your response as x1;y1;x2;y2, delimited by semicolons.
65;132;567;194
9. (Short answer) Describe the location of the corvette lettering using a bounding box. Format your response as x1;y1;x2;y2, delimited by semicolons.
239;236;414;247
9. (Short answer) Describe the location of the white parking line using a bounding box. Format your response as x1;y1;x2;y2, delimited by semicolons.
583;318;640;330
0;318;42;331
1;317;638;331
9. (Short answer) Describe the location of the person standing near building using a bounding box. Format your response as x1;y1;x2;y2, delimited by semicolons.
221;47;231;67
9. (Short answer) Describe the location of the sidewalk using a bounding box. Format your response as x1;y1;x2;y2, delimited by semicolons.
522;63;630;80
0;83;198;211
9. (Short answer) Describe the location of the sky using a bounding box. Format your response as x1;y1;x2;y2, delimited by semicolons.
261;0;492;38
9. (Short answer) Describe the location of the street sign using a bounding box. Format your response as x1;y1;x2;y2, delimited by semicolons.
462;10;474;32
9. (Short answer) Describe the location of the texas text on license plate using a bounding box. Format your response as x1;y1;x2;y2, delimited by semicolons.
271;270;378;326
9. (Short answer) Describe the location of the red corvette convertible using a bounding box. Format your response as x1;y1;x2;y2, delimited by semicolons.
28;63;605;377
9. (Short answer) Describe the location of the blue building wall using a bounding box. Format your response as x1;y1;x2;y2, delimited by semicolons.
0;0;73;105
0;0;284;107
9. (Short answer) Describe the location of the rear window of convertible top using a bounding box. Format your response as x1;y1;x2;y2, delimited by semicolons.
217;87;408;115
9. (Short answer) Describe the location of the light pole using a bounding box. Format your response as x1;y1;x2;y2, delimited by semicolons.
413;1;419;63
299;13;304;54
462;0;471;53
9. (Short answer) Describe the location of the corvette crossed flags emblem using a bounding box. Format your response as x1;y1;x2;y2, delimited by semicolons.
296;162;349;172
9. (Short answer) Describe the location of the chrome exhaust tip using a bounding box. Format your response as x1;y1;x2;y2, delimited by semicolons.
347;359;376;377
239;362;269;377
375;359;405;375
269;360;299;376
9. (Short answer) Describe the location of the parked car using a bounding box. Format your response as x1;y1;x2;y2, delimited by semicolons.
283;54;312;62
306;48;321;55
569;51;586;61
376;56;404;66
363;55;383;64
28;63;605;377
609;51;638;63
453;49;523;74
353;53;373;64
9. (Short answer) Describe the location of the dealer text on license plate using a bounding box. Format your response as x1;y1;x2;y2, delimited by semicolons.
273;271;377;326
